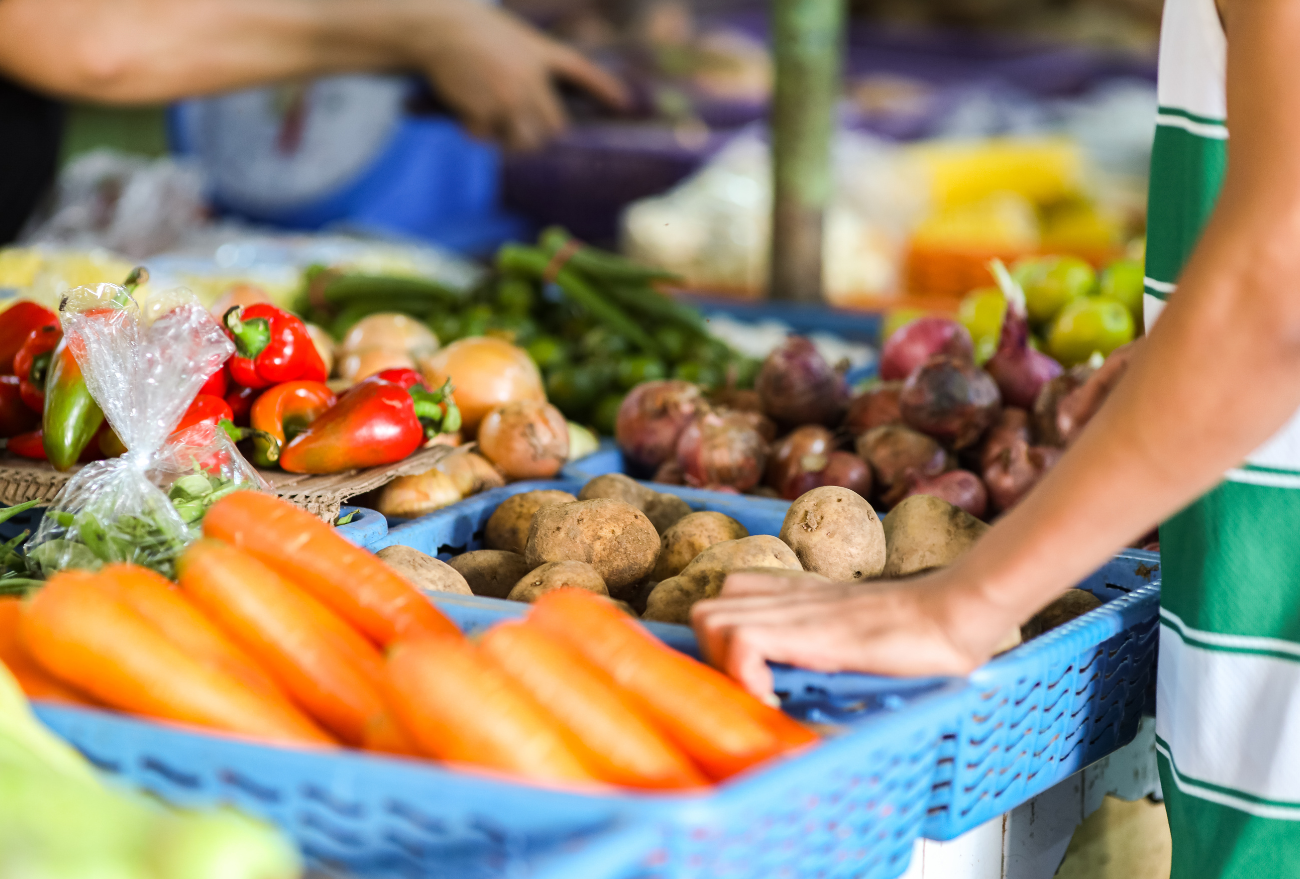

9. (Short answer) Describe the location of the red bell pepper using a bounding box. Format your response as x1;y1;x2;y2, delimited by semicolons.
373;368;425;391
278;377;460;474
13;324;61;413
225;385;260;427
223;305;327;390
198;367;228;400
0;376;38;438
248;380;336;467
0;301;58;375
6;430;46;460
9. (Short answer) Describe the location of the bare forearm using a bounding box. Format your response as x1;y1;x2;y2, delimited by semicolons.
0;0;434;102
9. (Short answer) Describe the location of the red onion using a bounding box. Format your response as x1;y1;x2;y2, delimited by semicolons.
732;408;777;442
900;355;1002;449
756;336;849;427
899;469;988;519
766;425;836;494
615;380;705;468
984;440;1061;513
674;411;769;492
653;459;685;485
855;424;948;505
782;450;873;500
880;317;974;381
1052;341;1139;447
985;294;1062;409
844;382;904;435
979;407;1032;472
710;387;763;413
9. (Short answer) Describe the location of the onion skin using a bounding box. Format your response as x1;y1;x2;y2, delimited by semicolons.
615;380;705;469
1033;366;1092;447
674;411;769;492
733;409;778;443
844;382;904;435
985;298;1063;409
766;425;836;493
855;424;948;505
900;355;1002;450
420;337;544;437
1052;341;1139;447
984;441;1062;513
711;388;764;414
756;337;849;428
880;318;975;381
979;407;1032;472
477;401;570;480
899;469;988;519
785;450;873;499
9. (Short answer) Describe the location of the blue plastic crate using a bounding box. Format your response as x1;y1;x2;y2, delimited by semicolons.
924;549;1161;839
381;478;1163;841
33;591;963;879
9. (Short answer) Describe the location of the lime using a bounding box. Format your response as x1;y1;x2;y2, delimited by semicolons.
592;394;625;436
496;277;536;315
617;356;668;390
684;336;732;366
526;335;569;371
958;286;1008;365
1047;296;1135;366
1013;256;1096;326
1098;259;1144;323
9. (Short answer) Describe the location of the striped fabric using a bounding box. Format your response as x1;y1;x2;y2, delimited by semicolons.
1148;1;1300;875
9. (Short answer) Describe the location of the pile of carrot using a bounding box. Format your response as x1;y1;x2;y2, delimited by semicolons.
0;492;817;789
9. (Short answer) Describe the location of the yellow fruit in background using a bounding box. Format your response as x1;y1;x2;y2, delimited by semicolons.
1048;296;1135;366
1013;255;1096;327
911;192;1040;251
907;138;1083;210
958;287;1007;365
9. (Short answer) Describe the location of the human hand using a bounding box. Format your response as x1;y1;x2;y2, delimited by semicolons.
414;2;627;150
690;567;1022;701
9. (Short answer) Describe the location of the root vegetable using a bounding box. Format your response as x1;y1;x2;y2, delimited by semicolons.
567;421;600;460
882;495;988;578
756;337;849;427
985;262;1064;409
1021;589;1102;640
1033;365;1093;447
643;493;692;534
478;401;569;480
979;408;1031;472
644;536;801;624
765;426;835;495
339;313;440;360
1048;341;1139;447
376;546;471;595
525;499;660;599
448;550;535;600
900;355;1001;449
653;512;750;581
855;424;948;503
899;470;988;519
420;337;545;436
615;380;705;469
779;486;886;581
653;460;685;484
437;451;505;498
508;561;608;603
984;441;1061;513
784;450;873;500
338;348;417;385
376;470;462;518
304;323;336;377
485;490;577;555
578;473;657;509
844;382;903;434
879;318;974;381
675;411;769;492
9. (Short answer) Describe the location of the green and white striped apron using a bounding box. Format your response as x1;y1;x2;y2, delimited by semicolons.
1148;0;1300;875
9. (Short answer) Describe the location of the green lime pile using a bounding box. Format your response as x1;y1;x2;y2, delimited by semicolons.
959;255;1143;368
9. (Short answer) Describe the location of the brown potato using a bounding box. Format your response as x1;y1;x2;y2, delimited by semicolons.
437;451;505;498
1021;589;1103;640
376;546;471;595
578;473;657;508
652;512;749;581
642;535;800;624
779;486;886;581
524;499;660;599
376;470;462;518
643;493;693;534
447;550;535;600
508;560;608;603
881;494;989;578
484;489;577;555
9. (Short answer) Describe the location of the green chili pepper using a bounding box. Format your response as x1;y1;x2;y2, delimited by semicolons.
42;338;104;472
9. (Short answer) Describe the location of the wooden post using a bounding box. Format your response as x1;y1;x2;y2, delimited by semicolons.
769;0;844;303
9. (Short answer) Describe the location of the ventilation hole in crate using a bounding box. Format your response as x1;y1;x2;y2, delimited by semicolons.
437;544;467;557
300;811;365;849
1104;581;1135;594
383;829;443;859
141;758;200;788
302;785;364;818
968;722;1005;748
74;745;121;773
1012;680;1044;708
469;817;510;846
221;771;281;802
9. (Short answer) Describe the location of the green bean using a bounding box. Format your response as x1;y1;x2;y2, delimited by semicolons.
602;282;708;335
539;227;679;284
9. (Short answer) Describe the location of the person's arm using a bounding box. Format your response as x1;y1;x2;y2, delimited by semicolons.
692;0;1300;698
0;0;625;150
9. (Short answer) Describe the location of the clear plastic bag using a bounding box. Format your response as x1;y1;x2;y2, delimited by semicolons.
27;283;264;578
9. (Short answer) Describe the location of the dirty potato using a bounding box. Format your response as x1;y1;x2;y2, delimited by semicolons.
652;512;749;581
881;494;989;578
376;545;471;595
484;489;577;555
447;550;535;600
508;560;608;603
642;535;800;624
1021;589;1103;640
779;486;886;581
524;499;660;599
579;473;692;534
643;493;693;534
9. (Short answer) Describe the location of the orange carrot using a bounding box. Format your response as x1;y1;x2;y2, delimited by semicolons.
480;620;708;789
361;711;423;757
176;539;394;747
529;590;817;780
385;636;603;785
96;563;285;701
20;571;334;746
0;597;94;706
202;491;459;646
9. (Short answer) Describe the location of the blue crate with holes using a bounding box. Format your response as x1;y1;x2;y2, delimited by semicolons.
924;549;1161;839
32;587;964;879
379;479;1163;842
